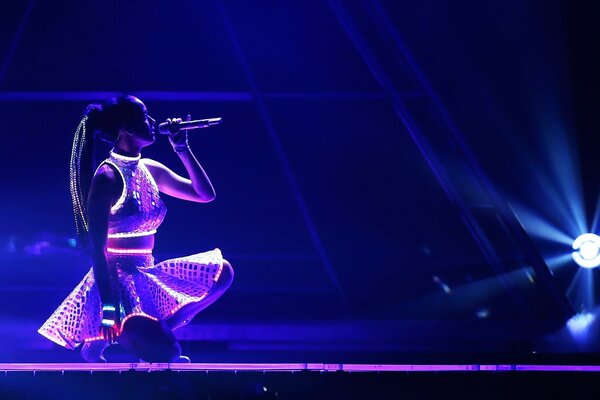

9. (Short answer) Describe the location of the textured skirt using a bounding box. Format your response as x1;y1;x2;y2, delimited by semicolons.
38;248;224;350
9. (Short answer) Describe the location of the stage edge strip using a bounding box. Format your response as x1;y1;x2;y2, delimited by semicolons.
1;364;600;373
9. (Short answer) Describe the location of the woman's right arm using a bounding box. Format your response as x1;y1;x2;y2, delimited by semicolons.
87;164;120;342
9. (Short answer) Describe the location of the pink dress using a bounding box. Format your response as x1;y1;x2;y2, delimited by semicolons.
38;151;224;349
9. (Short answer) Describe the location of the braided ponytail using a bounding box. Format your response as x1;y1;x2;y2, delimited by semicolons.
69;95;143;245
70;104;102;245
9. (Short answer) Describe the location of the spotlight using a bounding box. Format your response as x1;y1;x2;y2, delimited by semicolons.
572;233;600;269
567;312;595;337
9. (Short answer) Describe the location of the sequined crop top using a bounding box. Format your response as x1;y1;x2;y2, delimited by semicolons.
96;150;167;238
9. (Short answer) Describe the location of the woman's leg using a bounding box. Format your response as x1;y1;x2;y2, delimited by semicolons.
117;316;181;362
166;260;234;330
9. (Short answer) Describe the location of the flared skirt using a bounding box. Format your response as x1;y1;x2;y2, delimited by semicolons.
38;248;224;349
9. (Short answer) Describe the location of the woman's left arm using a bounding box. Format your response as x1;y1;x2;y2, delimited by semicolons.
143;116;216;202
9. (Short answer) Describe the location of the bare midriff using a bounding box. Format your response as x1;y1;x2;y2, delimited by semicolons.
106;234;155;253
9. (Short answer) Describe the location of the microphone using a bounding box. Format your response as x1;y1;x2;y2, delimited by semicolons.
157;117;222;135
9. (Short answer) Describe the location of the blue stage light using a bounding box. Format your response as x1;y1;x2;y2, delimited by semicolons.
566;312;595;337
572;233;600;269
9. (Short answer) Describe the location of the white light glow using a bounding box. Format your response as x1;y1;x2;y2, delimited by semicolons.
107;230;156;239
567;312;596;336
106;248;152;254
110;150;141;162
572;233;600;269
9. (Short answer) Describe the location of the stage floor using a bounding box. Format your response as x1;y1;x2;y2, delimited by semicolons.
3;363;600;399
2;362;600;372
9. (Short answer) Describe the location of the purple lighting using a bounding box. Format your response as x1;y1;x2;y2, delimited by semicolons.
1;363;600;373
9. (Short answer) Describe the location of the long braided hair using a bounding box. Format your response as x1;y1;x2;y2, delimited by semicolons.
69;96;142;246
70;105;100;245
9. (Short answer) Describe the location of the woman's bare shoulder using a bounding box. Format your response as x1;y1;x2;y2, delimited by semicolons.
92;163;118;185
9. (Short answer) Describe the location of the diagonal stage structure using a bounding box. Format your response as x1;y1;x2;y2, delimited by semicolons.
327;0;574;320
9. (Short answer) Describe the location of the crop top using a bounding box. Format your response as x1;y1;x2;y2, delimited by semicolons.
96;150;167;238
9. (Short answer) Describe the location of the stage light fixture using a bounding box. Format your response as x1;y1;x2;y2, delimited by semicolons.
572;233;600;269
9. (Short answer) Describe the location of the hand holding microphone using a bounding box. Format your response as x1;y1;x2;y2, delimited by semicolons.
159;115;222;153
166;115;189;152
158;116;222;135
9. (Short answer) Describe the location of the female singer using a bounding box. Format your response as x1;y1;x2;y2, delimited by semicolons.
39;95;234;362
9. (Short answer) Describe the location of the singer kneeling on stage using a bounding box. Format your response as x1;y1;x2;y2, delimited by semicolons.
38;95;234;363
